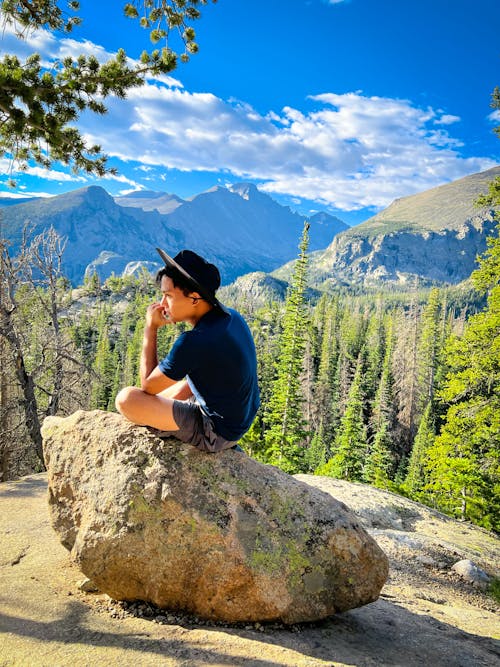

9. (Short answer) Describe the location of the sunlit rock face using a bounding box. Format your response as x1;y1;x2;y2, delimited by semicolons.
42;410;388;624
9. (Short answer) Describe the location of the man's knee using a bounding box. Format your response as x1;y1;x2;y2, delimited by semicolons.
115;386;141;415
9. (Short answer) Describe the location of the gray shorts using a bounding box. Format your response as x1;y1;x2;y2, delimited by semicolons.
155;399;240;453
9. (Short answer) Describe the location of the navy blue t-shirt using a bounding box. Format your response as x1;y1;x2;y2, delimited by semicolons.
158;306;260;441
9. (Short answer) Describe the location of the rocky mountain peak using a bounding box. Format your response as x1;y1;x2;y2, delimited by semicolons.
119;190;166;200
229;182;261;201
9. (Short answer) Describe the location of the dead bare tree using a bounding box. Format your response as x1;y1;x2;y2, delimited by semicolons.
0;225;89;477
0;235;44;467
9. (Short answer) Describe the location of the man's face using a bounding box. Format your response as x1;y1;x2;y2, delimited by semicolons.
159;275;198;323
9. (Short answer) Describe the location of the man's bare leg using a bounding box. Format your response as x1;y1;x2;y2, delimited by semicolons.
115;386;179;431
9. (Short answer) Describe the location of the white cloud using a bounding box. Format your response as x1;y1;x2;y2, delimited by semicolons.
0;188;53;198
79;86;496;210
435;114;461;125
1;25;496;211
0;190;32;199
22;166;87;182
102;172;144;189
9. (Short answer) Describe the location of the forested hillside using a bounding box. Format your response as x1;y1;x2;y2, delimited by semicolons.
1;218;498;533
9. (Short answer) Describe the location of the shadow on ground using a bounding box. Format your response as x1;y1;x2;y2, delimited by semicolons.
1;594;499;667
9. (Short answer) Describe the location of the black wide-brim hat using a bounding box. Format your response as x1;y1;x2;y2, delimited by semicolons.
156;247;223;311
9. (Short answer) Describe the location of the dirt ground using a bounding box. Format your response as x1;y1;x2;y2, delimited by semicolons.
1;473;499;667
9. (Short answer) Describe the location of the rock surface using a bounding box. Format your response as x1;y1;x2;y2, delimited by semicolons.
41;410;388;623
2;473;499;667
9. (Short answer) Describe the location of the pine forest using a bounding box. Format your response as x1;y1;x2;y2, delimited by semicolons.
0;217;499;534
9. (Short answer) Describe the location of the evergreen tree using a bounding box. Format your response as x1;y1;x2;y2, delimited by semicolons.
317;353;368;481
83;270;101;296
310;297;340;462
404;401;435;496
264;221;310;473
90;309;114;410
370;314;396;435
364;315;397;487
416;287;442;415
424;224;500;531
306;419;328;471
363;419;393;489
243;306;281;459
364;297;386;411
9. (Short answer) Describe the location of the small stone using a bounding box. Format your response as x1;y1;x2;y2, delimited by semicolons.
451;559;491;590
415;555;436;568
155;615;167;623
77;577;99;593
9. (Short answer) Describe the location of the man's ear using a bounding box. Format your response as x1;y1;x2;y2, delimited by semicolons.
190;292;202;303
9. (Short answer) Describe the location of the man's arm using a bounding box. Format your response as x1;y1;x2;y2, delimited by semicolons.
158;379;193;400
140;304;177;395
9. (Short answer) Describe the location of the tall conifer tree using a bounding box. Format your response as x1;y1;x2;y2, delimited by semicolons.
317;353;368;481
404;401;435;496
264;221;310;473
424;224;500;530
416;288;442;416
90;309;114;410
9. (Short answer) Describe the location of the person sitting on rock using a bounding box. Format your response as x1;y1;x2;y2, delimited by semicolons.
115;248;260;452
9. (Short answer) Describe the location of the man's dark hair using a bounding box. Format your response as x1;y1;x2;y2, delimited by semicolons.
156;266;193;296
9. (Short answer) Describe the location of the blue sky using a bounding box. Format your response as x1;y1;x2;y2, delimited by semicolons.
1;0;500;224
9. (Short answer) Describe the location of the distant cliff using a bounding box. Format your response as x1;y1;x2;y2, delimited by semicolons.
307;166;500;288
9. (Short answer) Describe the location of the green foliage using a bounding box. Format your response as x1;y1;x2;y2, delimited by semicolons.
0;0;216;180
369;315;395;434
476;176;500;210
404;402;435;496
83;270;101;295
317;355;368;481
305;421;328;472
90;308;114;410
423;224;500;531
363;420;393;489
489;577;500;604
1;0;82;34
264;222;311;473
416;287;443;413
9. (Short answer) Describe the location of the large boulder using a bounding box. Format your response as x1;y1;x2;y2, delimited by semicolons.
41;410;389;623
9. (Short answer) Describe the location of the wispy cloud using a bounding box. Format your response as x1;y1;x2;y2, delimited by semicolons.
434;114;461;125
22;166;87;182
80;85;495;210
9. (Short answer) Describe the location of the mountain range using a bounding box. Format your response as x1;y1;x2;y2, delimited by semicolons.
0;183;347;285
1;167;498;290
